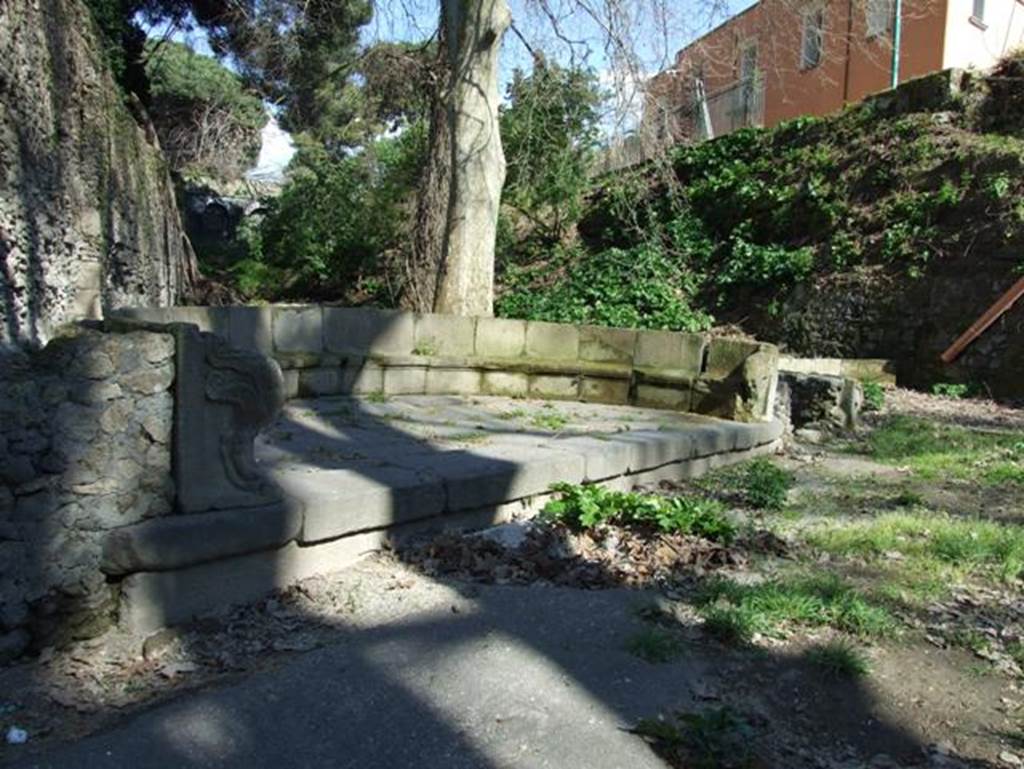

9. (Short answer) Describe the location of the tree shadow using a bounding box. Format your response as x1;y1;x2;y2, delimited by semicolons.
4;353;1003;768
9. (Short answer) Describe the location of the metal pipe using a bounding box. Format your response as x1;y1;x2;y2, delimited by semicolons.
891;0;903;89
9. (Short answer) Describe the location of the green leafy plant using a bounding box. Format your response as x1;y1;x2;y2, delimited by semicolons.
541;484;736;541
740;459;794;511
530;412;569;431
496;243;713;332
931;382;970;398
862;381;886;412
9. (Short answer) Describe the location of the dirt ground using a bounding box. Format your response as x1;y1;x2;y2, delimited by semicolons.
2;389;1023;768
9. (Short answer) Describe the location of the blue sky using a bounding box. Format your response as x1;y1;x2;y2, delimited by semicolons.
149;0;754;172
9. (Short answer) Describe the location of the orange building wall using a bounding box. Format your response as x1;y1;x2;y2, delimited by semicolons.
661;0;951;133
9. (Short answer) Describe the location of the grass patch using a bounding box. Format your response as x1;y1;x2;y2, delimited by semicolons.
860;415;1024;484
634;708;756;769
806;639;870;678
364;391;389;404
542;483;736;541
806;511;1024;582
696;458;794;511
440;431;491;444
496;408;527;420
625;628;684;663
696;573;895;641
740;459;794;511
530;412;570;430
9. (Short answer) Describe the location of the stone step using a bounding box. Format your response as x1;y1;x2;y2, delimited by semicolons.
115;395;783;634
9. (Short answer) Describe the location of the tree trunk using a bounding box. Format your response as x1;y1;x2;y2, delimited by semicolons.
406;29;452;311
410;0;510;316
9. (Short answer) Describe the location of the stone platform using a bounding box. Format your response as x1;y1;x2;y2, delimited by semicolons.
117;395;782;634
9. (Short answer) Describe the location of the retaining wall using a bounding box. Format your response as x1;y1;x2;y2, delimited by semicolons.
112;306;779;422
0;326;176;660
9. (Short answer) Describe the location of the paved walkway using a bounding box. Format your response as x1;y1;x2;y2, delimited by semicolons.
11;560;707;769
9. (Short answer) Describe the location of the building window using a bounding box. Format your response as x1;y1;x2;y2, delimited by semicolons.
801;7;825;69
866;0;893;37
739;43;758;83
971;0;986;24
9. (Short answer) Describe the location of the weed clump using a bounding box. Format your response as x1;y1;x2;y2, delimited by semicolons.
634;707;756;769
862;381;885;412
806;639;870;678
740;459;794;511
625;628;684;663
542;483;735;542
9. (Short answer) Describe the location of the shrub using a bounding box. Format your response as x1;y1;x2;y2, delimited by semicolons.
249;123;426;299
496;243;714;332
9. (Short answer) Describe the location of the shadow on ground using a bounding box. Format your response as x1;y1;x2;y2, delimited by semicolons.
2;343;1007;769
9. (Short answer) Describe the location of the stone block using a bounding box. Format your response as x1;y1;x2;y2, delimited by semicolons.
525;321;579;361
383;366;427;395
742;349;779;421
273;306;323;354
779;356;842;377
281;369;300;400
425;368;482;395
580;376;630;404
481;371;529;397
273;352;322;370
634;383;690;411
173;325;287;514
228;306;273;354
299;368;343;397
614;430;696;472
704;337;760;380
528;374;579;400
340;361;384;394
409;445;585;511
101;502;302;575
323;307;414;356
635;330;705;375
109;307;171;324
276;464;445;543
840;358;896;385
165;307;213;333
550;435;637;482
475;317;526;358
207;307;233;340
414;314;476;357
690;390;742;421
579;326;637;364
687;423;734;456
118;533;386;634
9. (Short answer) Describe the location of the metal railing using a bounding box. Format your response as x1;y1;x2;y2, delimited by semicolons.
690;76;765;140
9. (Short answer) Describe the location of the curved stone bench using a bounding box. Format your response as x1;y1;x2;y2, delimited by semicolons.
101;305;784;633
112;305;779;423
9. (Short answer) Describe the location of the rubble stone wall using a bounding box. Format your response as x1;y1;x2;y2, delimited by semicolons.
0;326;176;660
0;0;193;351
